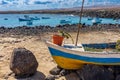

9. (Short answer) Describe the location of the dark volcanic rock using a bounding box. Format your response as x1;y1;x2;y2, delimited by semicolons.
83;9;120;19
109;66;120;77
77;64;114;80
49;66;62;75
45;75;55;80
10;48;38;78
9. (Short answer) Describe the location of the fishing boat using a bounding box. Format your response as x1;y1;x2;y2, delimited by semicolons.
19;18;31;21
19;17;40;21
42;17;50;19
88;17;93;20
46;41;120;69
4;18;8;20
30;16;40;20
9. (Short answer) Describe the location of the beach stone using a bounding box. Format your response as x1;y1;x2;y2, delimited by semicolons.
59;69;72;76
76;64;114;80
50;66;62;75
45;75;55;80
10;48;38;78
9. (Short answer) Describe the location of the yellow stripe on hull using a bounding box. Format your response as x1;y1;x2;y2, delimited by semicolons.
53;56;120;69
52;56;86;69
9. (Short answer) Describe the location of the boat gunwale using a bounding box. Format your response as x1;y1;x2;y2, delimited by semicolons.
46;41;120;58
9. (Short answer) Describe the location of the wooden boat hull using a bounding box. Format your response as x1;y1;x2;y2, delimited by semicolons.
52;56;84;69
46;42;120;69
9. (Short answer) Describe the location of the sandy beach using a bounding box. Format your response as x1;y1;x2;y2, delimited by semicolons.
0;30;120;80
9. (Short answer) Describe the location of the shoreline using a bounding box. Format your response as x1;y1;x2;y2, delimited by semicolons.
0;24;119;36
0;6;120;19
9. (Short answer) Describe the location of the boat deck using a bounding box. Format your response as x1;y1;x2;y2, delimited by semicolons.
63;44;85;51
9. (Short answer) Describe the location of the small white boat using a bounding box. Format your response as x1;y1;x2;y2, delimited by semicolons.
92;18;102;24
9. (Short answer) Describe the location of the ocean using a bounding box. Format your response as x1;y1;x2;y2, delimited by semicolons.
0;14;120;27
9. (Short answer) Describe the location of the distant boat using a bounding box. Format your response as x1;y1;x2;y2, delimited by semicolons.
92;18;102;24
4;18;8;20
19;15;31;21
30;16;40;20
70;14;74;16
19;18;31;21
60;20;71;24
42;17;50;19
114;19;119;24
88;17;93;20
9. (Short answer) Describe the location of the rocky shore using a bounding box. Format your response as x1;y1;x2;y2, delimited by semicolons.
83;8;120;19
46;64;120;80
0;24;120;36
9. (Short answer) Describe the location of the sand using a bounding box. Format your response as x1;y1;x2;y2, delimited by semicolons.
0;31;120;80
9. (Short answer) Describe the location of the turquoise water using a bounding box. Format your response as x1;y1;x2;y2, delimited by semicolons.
0;14;120;27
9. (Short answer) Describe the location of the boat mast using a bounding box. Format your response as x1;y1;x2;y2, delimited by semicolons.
75;0;85;46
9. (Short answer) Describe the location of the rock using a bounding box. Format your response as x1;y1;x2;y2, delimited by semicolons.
113;66;120;75
49;66;62;75
10;48;38;78
59;69;72;76
116;75;120;80
45;75;55;80
77;64;114;80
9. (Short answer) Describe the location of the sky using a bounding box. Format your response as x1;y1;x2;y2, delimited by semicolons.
0;0;120;11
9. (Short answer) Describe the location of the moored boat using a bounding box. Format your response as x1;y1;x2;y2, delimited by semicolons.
60;20;71;24
19;18;31;21
46;41;120;69
30;16;40;20
88;17;93;20
92;17;102;24
42;17;50;19
4;18;8;20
